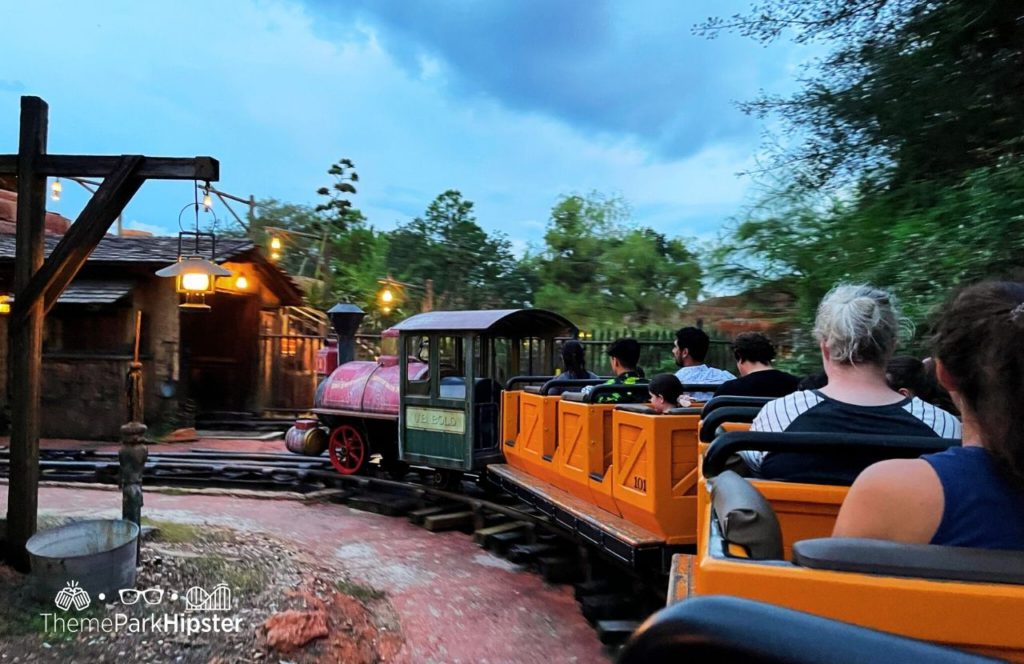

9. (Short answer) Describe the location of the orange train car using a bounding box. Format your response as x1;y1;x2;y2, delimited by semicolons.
491;389;754;568
668;432;1024;661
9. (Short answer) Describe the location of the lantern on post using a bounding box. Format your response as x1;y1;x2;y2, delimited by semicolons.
156;187;231;310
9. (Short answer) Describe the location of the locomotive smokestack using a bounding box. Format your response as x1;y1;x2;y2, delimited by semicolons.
327;303;366;364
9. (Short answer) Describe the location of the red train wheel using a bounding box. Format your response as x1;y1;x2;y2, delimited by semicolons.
328;424;367;475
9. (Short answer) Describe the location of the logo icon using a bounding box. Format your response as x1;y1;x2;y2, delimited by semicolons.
185;583;231;611
119;587;165;606
54;581;91;612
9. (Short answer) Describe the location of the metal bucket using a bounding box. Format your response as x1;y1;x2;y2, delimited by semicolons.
26;519;140;602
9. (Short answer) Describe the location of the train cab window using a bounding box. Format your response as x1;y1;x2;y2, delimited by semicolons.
438;335;466;400
405;335;431;397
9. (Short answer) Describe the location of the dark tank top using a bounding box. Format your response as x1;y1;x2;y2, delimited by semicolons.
921;446;1024;550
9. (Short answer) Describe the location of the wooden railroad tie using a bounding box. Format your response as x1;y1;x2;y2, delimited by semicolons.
422;510;476;532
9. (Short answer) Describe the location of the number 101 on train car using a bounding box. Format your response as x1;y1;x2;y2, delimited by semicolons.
406;407;466;435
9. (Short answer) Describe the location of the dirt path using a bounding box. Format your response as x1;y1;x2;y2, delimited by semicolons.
1;484;608;664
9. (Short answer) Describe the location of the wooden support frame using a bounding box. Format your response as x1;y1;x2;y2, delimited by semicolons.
0;96;219;570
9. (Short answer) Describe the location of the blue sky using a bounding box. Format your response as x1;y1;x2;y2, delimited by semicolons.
0;0;805;253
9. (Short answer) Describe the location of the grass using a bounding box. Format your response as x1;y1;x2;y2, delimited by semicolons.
190;555;267;596
141;518;204;544
335;578;385;602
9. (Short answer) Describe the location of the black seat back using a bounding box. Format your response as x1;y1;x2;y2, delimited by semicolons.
703;431;960;484
701;395;773;417
711;470;784;560
617;596;996;664
793;538;1024;585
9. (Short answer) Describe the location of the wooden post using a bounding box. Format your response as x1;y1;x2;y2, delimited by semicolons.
120;311;147;550
0;96;219;568
7;97;48;571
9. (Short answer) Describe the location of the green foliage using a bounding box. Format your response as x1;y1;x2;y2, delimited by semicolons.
534;193;703;328
700;1;1024;191
384;190;532;315
703;0;1024;367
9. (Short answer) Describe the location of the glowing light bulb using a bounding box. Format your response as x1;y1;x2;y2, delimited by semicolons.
203;191;213;210
381;288;394;304
51;178;62;202
181;273;211;292
270;236;282;251
271;251;281;261
235;275;248;290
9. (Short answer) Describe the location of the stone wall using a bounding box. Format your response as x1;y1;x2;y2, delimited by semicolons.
41;356;129;439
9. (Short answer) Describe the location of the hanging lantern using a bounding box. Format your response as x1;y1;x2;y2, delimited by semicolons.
235;275;248;290
156;255;231;310
270;236;282;251
51;178;62;202
156;186;230;310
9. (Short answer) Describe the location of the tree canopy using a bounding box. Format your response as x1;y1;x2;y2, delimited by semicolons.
703;0;1024;363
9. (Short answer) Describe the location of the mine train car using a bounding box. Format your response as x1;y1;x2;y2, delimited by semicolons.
286;305;577;484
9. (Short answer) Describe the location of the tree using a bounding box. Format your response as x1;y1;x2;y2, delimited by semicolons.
385;190;532;311
699;1;1024;191
533;193;703;328
702;0;1024;365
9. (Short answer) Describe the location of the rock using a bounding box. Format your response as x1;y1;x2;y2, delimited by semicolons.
162;427;200;443
263;610;329;653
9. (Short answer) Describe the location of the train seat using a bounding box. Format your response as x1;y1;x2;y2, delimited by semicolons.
677;471;1024;660
792;538;1024;586
700;431;958;558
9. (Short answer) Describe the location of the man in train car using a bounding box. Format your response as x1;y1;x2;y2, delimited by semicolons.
673;326;735;401
715;332;800;398
581;337;644;402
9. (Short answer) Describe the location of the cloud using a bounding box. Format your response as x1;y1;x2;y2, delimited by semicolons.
303;0;798;159
0;0;797;251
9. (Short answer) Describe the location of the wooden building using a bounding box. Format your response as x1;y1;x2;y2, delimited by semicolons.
0;232;326;439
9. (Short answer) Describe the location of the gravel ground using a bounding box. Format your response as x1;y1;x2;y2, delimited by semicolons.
0;520;401;663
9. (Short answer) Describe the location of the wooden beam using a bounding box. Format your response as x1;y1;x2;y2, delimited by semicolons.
7;96;48;570
0;154;219;181
11;156;144;322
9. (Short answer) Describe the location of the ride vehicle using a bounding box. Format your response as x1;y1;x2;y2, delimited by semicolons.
668;430;1024;660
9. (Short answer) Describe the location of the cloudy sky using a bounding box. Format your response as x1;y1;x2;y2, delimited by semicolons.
0;0;805;252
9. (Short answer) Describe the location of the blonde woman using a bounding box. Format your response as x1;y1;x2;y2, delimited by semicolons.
741;284;960;484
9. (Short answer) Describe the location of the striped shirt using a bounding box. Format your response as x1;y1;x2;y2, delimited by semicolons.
741;390;961;484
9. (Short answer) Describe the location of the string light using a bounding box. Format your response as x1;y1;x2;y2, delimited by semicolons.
50;178;62;202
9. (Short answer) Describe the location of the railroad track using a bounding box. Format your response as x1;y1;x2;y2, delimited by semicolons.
0;447;661;647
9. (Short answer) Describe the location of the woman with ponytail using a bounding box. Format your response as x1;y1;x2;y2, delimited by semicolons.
834;282;1024;549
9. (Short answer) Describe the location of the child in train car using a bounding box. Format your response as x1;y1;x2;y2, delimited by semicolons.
833;281;1024;550
648;373;684;413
